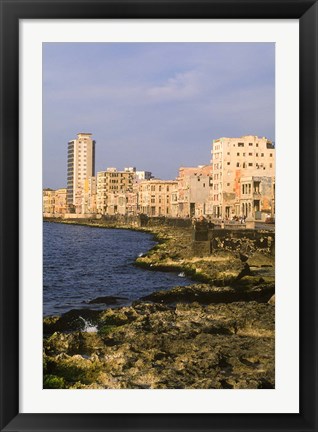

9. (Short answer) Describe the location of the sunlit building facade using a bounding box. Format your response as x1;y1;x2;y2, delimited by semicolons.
210;135;275;218
67;133;96;210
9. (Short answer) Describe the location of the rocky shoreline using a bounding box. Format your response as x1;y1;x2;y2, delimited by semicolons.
43;218;275;389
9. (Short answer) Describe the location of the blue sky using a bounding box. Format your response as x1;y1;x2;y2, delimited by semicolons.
43;43;275;189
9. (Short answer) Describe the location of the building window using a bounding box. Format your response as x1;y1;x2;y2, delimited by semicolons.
249;143;253;146
227;162;230;165
261;153;264;157
248;163;253;166
270;163;273;168
238;142;244;147
256;153;259;157
237;152;240;156
236;162;240;167
270;153;273;157
249;153;253;156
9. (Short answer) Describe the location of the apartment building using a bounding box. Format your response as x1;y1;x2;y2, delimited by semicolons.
54;188;67;214
96;168;135;214
137;179;178;217
123;167;153;183
240;176;275;219
43;189;55;214
75;176;97;214
126;191;139;215
105;192;137;215
43;188;67;215
177;165;212;218
67;133;96;210
135;170;153;182
211;135;275;218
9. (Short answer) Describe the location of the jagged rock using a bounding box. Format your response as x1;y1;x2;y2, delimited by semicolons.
43;309;101;334
268;294;275;305
43;301;274;389
88;296;128;305
141;283;275;305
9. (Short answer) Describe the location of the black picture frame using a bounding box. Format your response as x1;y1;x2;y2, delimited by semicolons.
0;1;317;431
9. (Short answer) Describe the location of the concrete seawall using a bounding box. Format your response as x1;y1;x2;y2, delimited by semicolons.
193;226;275;256
44;214;192;228
44;215;275;258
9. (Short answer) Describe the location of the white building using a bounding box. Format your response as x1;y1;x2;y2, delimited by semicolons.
135;170;153;182
67;133;95;209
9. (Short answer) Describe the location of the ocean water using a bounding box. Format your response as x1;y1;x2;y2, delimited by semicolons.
43;222;191;316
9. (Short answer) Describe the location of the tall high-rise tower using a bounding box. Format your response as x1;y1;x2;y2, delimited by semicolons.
67;133;96;208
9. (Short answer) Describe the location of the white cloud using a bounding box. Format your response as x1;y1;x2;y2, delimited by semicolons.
147;70;202;102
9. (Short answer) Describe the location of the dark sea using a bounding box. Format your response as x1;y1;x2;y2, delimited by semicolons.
43;222;191;316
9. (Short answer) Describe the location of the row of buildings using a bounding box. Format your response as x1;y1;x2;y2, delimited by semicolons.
43;133;275;220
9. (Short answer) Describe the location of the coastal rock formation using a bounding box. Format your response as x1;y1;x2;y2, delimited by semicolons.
44;301;274;389
43;220;275;390
141;282;275;305
88;295;128;305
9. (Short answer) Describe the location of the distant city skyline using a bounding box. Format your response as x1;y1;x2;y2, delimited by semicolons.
43;42;275;189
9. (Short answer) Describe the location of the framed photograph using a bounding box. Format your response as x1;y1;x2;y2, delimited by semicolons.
0;0;317;431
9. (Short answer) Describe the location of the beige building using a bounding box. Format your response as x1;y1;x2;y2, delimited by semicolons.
137;180;178;217
75;176;97;214
240;176;275;219
54;188;67;214
96;168;135;214
177;165;212;218
43;188;67;215
67;133;96;210
126;191;139;215
210;135;275;218
43;189;55;214
105;192;137;215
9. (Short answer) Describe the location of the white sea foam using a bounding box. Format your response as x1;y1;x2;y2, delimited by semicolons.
79;316;98;333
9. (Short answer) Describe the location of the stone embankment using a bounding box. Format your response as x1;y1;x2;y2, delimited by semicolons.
43;217;275;389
